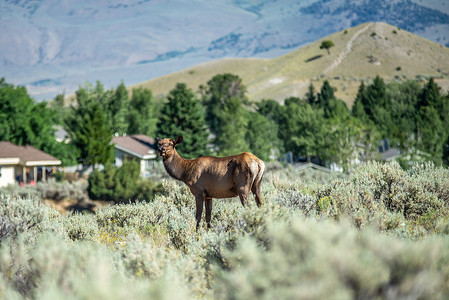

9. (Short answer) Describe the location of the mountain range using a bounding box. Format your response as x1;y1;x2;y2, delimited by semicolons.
1;0;449;100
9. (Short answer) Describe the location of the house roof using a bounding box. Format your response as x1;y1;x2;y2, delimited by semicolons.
0;142;62;166
112;135;157;159
381;148;400;161
294;162;333;173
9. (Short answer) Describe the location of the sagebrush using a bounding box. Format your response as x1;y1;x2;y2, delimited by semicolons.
0;161;448;299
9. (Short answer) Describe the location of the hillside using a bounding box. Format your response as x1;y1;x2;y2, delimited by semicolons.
134;22;449;105
2;0;449;100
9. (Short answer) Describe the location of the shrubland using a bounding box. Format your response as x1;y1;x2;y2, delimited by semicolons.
1;161;448;299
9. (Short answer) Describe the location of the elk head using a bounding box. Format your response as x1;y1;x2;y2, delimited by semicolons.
157;136;183;160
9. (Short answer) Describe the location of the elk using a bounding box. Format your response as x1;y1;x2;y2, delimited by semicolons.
157;136;264;230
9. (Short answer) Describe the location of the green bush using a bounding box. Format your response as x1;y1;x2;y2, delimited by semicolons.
88;161;163;203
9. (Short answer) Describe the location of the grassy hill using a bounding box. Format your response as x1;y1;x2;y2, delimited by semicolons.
134;22;449;106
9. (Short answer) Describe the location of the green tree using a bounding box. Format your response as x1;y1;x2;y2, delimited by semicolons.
387;81;420;151
280;99;327;161
317;80;347;118
327;116;380;172
106;82;129;135
352;81;369;120
246;111;280;161
127;87;158;136
214;96;248;156
65;83;114;168
156;83;210;158
51;93;67;125
201;73;248;136
364;75;388;117
418;78;441;108
417;106;444;164
0;78;77;165
320;40;335;55
443;135;449;166
0;79;36;145
256;99;285;126
305;82;317;105
326;98;349;119
317;80;335;109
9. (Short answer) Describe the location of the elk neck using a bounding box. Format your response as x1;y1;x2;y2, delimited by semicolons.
162;148;188;182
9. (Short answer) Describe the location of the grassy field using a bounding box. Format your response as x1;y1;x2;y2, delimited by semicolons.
134;22;449;106
1;161;449;299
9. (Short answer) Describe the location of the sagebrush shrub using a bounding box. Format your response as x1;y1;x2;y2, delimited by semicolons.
0;179;88;202
1;161;449;299
311;161;449;234
213;218;449;299
63;212;99;241
0;194;65;244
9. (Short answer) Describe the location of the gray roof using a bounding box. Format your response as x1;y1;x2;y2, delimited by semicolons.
112;135;157;159
294;162;332;173
381;148;400;161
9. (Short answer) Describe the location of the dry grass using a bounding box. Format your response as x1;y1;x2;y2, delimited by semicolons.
133;22;449;106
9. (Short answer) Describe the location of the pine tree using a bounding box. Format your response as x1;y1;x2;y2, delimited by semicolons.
305;82;317;105
418;78;440;108
65;83;114;168
364;75;387;116
417;105;444;164
107;82;129;135
352;82;368;118
317;80;335;109
156;83;210;158
72;102;114;168
127;87;157;136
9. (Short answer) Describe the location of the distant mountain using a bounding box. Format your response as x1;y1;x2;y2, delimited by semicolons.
1;0;449;100
135;22;449;104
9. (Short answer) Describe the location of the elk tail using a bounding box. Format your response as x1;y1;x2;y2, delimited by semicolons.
253;158;265;188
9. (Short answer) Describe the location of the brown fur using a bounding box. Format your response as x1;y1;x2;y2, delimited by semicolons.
157;136;264;230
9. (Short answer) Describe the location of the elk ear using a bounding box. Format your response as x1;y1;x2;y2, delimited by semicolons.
174;136;184;145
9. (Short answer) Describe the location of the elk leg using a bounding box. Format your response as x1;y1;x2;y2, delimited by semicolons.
205;197;213;229
251;182;263;207
195;194;204;231
238;186;250;207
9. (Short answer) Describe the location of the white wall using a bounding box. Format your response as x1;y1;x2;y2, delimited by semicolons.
0;166;15;187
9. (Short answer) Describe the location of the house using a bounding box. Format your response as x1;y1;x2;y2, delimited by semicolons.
0;142;62;187
111;134;158;177
378;138;400;161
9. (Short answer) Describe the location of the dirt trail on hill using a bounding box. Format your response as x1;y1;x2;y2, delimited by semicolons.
322;23;373;76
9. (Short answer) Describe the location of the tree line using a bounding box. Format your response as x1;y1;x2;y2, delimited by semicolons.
1;74;448;172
